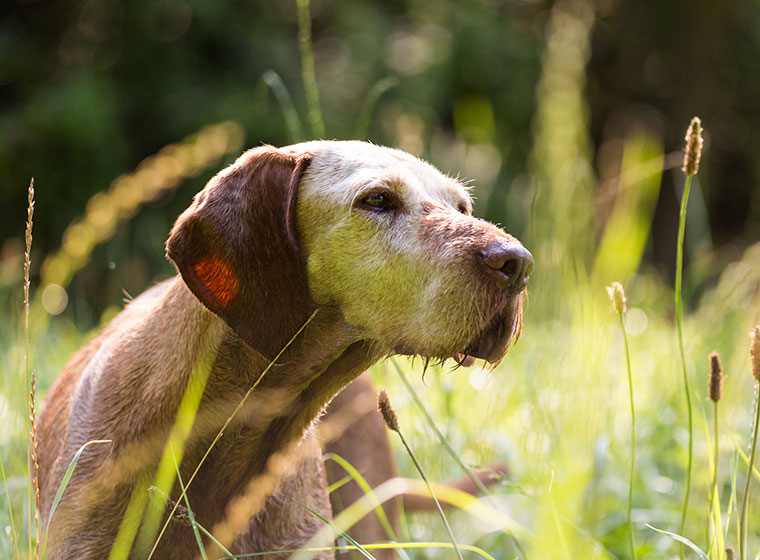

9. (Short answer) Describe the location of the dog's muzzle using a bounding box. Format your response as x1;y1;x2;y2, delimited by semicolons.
479;240;534;296
457;240;533;365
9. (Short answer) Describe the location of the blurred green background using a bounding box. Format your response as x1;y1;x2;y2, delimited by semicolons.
3;0;760;558
1;0;759;316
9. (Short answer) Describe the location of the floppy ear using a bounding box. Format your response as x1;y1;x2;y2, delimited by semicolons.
166;145;313;359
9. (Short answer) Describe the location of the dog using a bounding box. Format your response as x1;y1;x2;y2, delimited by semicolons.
36;141;532;559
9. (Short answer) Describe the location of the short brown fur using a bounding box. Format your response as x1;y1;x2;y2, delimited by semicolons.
37;142;530;559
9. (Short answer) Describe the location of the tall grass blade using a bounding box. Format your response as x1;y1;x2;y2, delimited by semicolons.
731;434;760;483
699;396;725;560
23;178;34;560
378;389;464;560
676;172;695;559
296;500;376;559
397;432;463;560
262;70;305;143
390;359;491;497
548;472;571;560
391;358;526;557
739;382;760;560
195;523;234;559
729;449;741;551
326;475;351;494
646;524;709;560
170;446;207;560
677;117;703;558
354;77;398;139
40;439;112;560
170;448;234;560
607;282;636;558
619;310;636;559
108;474;151;560
0;451;19;559
296;0;325;138
28;369;40;560
227;541;497;559
134;327;224;557
711;413;725;559
323;453;397;541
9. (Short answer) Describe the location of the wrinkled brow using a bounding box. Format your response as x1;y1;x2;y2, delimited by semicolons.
349;173;406;196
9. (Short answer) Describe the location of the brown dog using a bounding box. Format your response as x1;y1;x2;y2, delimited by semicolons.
37;141;532;559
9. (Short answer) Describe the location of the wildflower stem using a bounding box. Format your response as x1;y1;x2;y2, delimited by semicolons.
739;384;760;560
396;431;464;560
378;389;463;560
710;400;720;556
676;172;694;559
391;359;491;497
619;312;637;559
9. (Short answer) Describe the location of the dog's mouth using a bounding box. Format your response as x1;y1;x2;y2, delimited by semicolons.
392;294;525;368
455;307;523;367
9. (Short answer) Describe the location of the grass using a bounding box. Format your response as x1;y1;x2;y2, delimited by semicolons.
676;118;702;558
379;389;464;560
23;178;35;560
707;352;726;560
739;328;760;560
608;282;636;559
3;1;760;559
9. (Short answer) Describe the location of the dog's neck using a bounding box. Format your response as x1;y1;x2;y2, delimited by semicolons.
98;277;379;549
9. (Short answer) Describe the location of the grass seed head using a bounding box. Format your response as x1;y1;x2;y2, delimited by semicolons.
681;116;704;176
726;547;735;560
377;389;399;432
751;326;760;383
606;281;627;315
709;351;724;402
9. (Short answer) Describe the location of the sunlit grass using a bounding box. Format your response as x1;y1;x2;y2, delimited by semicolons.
607;281;636;559
378;389;464;559
707;352;725;560
676;117;704;558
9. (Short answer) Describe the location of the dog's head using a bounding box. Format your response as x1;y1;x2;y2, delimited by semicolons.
167;142;532;365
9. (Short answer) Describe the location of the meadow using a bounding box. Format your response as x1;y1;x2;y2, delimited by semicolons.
2;1;760;559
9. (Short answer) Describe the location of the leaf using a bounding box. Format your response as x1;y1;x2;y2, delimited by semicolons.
645;524;709;560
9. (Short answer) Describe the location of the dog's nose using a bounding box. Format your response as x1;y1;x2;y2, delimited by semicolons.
480;241;534;293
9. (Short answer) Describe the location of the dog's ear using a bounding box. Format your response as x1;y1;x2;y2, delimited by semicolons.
166;145;313;358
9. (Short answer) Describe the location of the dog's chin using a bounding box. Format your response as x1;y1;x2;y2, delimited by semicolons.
457;311;521;366
393;295;524;368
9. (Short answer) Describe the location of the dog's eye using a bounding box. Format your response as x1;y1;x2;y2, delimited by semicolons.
458;203;469;214
362;193;396;211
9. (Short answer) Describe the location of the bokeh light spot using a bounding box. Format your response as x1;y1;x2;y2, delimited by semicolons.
41;283;69;315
